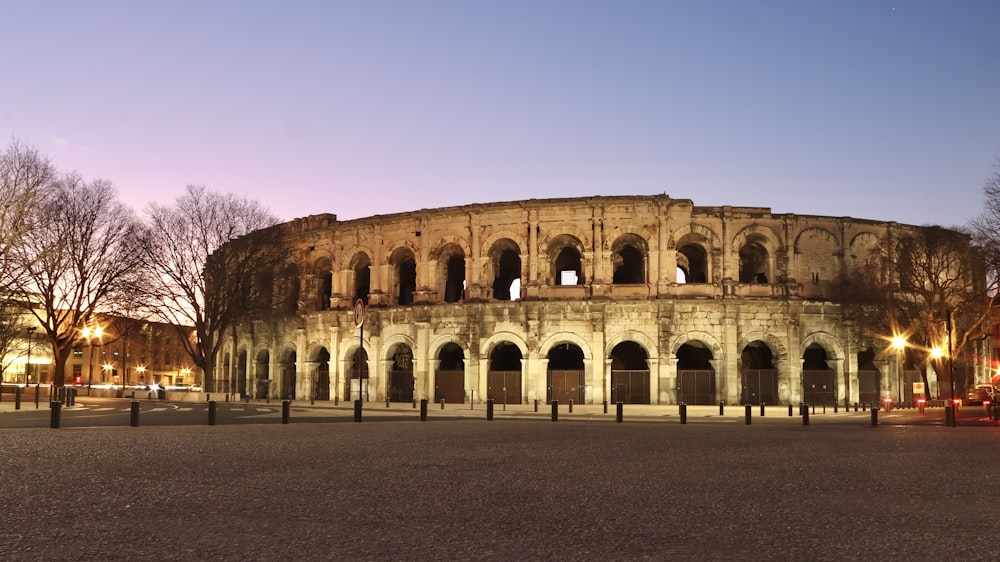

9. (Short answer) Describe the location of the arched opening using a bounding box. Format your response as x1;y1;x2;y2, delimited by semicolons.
435;343;465;404
739;239;770;284
352;253;371;305
488;342;522;404
388;344;414;403
314;258;332;311
610;341;649;404
857;348;881;405
280;349;296;399
554;247;582;285
314;347;330;401
236;349;248;398
676;341;716;405
254;349;270;399
443;253;466;303
253;271;274;312
802;343;835;406
611;236;646;285
348;346;369;401
547;343;585;404
222;351;232;393
390;248;417;306
676;243;708;283
741;341;778;405
281;263;300;314
490;240;521;301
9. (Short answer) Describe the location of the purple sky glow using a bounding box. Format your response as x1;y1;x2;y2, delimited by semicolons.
3;1;999;228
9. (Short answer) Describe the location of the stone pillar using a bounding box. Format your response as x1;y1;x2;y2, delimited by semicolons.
598;358;610;405
648;357;660;405
295;328;306;399
328;326;341;401
663;356;678;405
416;324;431;400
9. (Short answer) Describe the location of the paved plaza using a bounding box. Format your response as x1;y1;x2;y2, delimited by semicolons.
2;415;999;561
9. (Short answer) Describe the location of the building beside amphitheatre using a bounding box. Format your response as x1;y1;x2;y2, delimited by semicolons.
213;194;981;407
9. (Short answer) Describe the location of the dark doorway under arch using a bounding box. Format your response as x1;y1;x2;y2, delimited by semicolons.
547;343;584;404
435;343;465;404
676;342;716;405
741;341;778;405
389;345;414;403
488;342;522;405
610;341;650;404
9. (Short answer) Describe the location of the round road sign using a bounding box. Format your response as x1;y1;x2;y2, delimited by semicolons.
354;299;365;327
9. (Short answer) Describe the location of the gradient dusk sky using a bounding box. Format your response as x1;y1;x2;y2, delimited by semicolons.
3;1;999;228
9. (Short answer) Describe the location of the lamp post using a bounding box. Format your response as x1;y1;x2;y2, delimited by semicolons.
25;327;36;386
82;326;103;395
892;336;906;403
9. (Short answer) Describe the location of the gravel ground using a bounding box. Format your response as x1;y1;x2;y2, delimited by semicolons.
2;421;999;561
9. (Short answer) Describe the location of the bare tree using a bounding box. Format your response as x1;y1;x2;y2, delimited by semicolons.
971;160;1000;296
0;297;31;384
0;140;54;274
143;185;280;393
0;140;54;382
5;174;148;387
839;225;993;399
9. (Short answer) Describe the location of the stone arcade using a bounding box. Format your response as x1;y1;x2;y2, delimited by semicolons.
212;195;973;406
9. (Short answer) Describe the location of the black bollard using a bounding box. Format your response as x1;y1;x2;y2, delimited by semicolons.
788;403;793;417
440;398;445;410
803;407;809;426
569;399;573;413
871;408;878;426
34;385;39;409
15;387;21;410
208;400;217;425
719;401;725;416
50;401;61;429
761;402;765;417
745;403;752;425
386;397;390;408
487;399;494;421
551;400;558;422
680;402;687;424
353;399;362;423
420;398;428;421
413;398;417;409
854;402;858;412
282;399;291;424
834;402;838;413
603;400;608;414
534;399;538;412
616;401;623;423
130;400;140;427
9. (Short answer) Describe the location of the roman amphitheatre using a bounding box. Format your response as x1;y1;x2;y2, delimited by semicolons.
213;194;968;407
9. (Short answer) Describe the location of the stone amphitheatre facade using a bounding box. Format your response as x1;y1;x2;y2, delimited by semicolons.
215;194;951;407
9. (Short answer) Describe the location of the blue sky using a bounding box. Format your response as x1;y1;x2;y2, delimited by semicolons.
3;0;998;228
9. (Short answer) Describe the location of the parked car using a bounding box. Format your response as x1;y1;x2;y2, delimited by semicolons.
963;385;993;406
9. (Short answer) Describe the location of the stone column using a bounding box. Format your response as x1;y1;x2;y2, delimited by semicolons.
663;356;678;404
648;357;660;405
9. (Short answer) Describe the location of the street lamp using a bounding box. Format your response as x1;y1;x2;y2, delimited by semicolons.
81;326;103;395
25;327;36;386
892;336;906;403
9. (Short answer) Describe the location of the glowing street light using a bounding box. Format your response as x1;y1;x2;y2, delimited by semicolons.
892;336;906;402
81;326;103;395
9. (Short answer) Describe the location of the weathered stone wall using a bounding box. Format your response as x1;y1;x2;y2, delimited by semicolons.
215;195;940;405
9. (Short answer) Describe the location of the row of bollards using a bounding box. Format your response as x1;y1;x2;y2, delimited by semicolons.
39;395;972;429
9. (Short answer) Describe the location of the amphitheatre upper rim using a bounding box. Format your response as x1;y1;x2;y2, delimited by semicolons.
281;193;928;231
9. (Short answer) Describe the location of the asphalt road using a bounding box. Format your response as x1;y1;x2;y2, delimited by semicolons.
2;417;999;561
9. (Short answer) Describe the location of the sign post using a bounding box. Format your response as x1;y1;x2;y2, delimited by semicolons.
354;299;365;402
